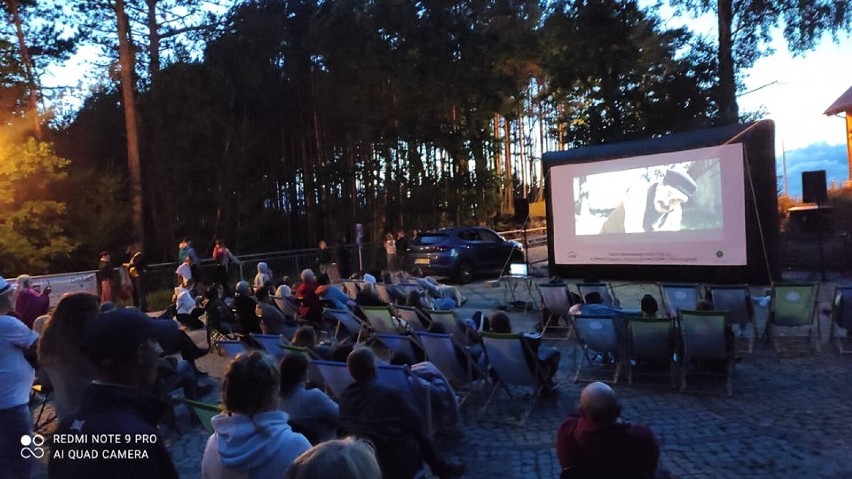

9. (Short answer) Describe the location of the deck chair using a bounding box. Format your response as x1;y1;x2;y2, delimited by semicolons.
576;283;619;308
323;308;366;341
427;310;470;347
661;283;701;318
311;360;354;399
709;285;757;353
479;332;542;426
415;331;484;405
374;333;419;362
280;345;325;387
340;280;360;300
376;364;433;437
829;286;852;353
767;283;819;354
539;284;575;340
627;318;676;388
395;305;430;331
272;296;300;321
216;339;248;359
250;333;290;359
678;310;734;396
573;315;624;384
182;399;220;434
375;284;393;304
360;305;404;335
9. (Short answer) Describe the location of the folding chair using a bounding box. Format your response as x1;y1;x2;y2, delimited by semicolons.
273;296;300;321
375;284;393;304
311;360;354;399
829;286;852;354
709;285;757;353
766;283;819;354
427;310;469;347
576;282;619;308
395;305;430;331
627;318;677;388
31;383;57;434
573;315;624;384
539;283;575;340
415;331;484;405
250;333;290;359
360;305;405;335
376;364;433;438
661;283;702;318
678;310;734;396
323;308;366;341
182;399;220;434
479;332;542;426
216;339;247;359
340;280;360;300
373;333;419;362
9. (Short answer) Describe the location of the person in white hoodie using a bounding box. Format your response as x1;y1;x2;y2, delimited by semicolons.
203;351;311;479
253;262;271;290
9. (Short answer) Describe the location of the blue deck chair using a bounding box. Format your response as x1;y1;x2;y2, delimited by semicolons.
576;283;619;308
427;310;470;347
627;318;677;388
216;340;247;359
539;283;575;340
376;364;433;438
709;285;757;353
661;283;702;318
395;305;430;331
573;315;624;384
311;360;354;399
830;286;852;354
374;333;419;362
323;308;366;341
678;310;734;396
250;333;290;359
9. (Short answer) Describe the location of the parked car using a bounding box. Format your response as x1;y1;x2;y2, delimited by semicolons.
403;226;524;283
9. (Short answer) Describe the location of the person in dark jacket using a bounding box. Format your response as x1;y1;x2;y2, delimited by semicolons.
96;252;114;303
234;280;261;334
338;348;465;479
49;308;179;479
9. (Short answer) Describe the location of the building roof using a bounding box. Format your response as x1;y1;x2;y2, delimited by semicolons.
824;85;852;116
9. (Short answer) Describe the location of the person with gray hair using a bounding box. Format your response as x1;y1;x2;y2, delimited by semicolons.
296;268;323;326
556;382;667;479
284;437;381;479
14;274;51;329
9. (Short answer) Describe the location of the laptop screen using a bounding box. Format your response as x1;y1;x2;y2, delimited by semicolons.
509;263;528;276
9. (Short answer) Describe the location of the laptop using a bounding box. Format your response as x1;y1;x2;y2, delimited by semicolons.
508;263;528;277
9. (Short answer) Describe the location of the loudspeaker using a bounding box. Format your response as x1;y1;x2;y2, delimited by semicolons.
802;170;827;204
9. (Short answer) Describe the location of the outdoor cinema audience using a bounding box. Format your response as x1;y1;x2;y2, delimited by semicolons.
203;351;311;479
256;285;298;336
556;381;671;479
489;310;560;392
279;353;340;444
284;437;381;479
296;269;324;326
234;280;261;334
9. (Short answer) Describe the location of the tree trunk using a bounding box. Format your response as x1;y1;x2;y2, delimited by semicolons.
146;0;160;78
116;0;145;246
8;0;41;138
717;0;738;124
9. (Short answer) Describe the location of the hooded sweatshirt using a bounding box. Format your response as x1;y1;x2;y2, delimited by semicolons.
253;263;270;289
202;410;310;479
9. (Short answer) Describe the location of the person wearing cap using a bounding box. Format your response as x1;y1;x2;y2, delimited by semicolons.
48;309;179;479
0;276;39;478
600;168;698;234
15;274;51;329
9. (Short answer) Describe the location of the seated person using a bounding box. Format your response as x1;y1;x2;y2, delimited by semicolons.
174;279;205;330
256;286;298;337
284;437;381;479
556;382;669;479
389;352;463;437
275;277;301;313
338;348;466;479
279;353;339;443
640;294;661;319
316;273;353;311
489;311;560;392
290;326;333;360
417;276;465;307
405;290;433;323
156;355;213;401
203;351;311;478
150;316;210;375
355;282;388;307
204;284;240;335
234;280;261;334
296;269;324;326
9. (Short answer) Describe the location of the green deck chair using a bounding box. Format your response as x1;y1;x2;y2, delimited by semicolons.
182;399;220;434
767;283;819;354
678;310;734;396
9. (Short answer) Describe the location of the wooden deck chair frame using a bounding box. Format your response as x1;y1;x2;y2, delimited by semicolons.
572;315;624;384
709;285;757;353
215;339;247;359
478;332;543;426
376;364;434;438
415;331;485;406
394;305;430;331
360;305;404;335
829;286;852;354
576;282;619;308
660;283;702;318
340;280;360;300
375;283;393;304
678;310;734;396
766;283;819;354
539;284;575;340
311;360;354;399
627;318;677;389
323;308;366;341
182;399;220;434
250;333;289;359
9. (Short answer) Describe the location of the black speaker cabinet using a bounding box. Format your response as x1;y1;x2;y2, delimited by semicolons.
802;170;827;204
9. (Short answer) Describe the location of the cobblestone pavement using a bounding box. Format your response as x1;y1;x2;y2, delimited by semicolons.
34;273;852;479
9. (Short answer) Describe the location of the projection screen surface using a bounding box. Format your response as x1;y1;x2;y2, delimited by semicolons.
550;143;746;266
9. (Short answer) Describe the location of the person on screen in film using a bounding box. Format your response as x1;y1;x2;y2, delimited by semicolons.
599;169;697;234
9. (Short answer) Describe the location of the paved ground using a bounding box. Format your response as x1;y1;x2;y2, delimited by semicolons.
33;271;852;478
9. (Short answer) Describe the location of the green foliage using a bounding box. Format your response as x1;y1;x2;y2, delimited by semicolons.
0;128;75;273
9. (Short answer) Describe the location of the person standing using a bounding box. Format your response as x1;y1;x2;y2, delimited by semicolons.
178;237;202;284
96;252;114;303
336;236;353;280
0;276;39;479
395;230;410;273
384;233;397;271
14;275;51;329
317;240;333;276
212;239;240;297
125;244;148;312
